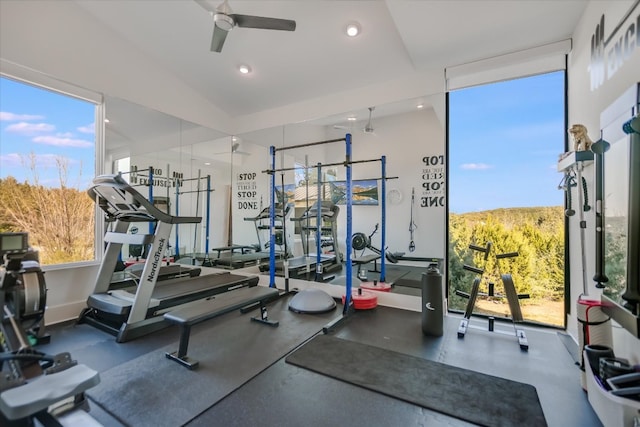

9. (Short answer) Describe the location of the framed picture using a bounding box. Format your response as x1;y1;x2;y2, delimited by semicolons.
331;179;379;205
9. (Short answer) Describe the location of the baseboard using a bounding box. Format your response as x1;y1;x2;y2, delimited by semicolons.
44;300;87;325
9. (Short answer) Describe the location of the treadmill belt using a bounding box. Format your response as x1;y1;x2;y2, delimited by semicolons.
282;255;335;270
120;272;256;300
215;252;272;266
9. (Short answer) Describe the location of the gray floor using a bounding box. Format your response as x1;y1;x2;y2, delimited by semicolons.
36;285;602;427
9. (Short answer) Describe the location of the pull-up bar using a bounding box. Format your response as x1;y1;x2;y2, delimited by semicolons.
263;157;387;175
272;137;346;153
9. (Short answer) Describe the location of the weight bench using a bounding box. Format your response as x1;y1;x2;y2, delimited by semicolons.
163;286;280;369
352;254;382;279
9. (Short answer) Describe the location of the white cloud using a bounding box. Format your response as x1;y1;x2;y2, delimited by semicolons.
32;135;93;148
0;111;45;121
460;163;492;170
0;153;69;169
5;121;55;134
0;153;23;167
77;122;95;134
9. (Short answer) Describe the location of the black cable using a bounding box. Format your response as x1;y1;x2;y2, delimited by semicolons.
581;176;591;212
565;175;576;217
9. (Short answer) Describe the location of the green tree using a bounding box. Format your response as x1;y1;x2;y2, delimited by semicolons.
0;155;94;264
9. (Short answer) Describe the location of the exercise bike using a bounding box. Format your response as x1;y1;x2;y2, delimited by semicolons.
0;232;100;426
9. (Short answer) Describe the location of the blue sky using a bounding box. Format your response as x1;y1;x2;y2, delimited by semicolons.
448;71;566;213
0;77;95;189
1;71;565;211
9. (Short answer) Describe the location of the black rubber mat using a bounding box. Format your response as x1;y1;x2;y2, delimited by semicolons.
87;297;338;427
286;334;547;427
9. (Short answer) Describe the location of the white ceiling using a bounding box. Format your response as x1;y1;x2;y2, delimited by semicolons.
74;0;587;131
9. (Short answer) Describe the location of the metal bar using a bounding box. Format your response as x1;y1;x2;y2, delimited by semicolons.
177;189;215;195
315;163;322;281
349;158;382;165
303;155;311;260
273;137;346;152
178;176;211;183
120;167;153;175
263;157;387;175
175;183;180;258
380;155;387;283
193;169;201;259
148;166;154;236
269;146;276;288
344;134;353;312
496;251;519;259
166;164;170;212
205;175;211;254
575;162;588;295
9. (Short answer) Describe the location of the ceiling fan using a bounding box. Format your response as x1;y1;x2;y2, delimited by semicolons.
195;0;296;53
212;140;250;156
363;107;375;134
333;107;376;134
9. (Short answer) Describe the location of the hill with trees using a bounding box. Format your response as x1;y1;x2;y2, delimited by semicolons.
448;206;565;325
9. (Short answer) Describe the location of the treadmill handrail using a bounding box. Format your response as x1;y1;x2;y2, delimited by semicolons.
244;203;293;221
291;201;339;222
88;174;201;225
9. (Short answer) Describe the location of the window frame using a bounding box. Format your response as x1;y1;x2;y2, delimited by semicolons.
1;60;105;269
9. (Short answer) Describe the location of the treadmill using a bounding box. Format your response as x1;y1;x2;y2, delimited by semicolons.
78;174;259;342
213;203;293;269
261;201;342;280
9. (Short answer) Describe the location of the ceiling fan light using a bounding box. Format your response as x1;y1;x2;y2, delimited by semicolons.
214;13;235;31
346;22;360;37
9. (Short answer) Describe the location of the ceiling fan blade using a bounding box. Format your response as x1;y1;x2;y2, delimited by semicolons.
211;25;229;52
232;14;296;31
194;0;217;14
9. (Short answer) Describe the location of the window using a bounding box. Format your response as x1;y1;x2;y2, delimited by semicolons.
447;71;566;327
0;76;100;265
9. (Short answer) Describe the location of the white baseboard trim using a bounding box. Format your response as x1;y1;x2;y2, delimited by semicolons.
45;301;87;325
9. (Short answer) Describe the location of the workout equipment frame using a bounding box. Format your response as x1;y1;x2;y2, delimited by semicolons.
174;172;213;262
455;241;530;350
264;134;389;316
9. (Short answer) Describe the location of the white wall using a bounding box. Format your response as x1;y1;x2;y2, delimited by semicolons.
323;108;446;262
567;0;640;360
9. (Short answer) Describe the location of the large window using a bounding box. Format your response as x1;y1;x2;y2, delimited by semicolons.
447;71;566;327
0;76;98;265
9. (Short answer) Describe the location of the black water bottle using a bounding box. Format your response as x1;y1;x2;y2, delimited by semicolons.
422;265;443;336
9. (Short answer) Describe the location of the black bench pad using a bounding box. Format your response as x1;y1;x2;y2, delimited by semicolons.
164;286;279;369
352;254;381;265
164;286;278;325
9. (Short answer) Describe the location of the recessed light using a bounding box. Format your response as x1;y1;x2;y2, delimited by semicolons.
238;64;251;75
346;22;360;37
347;116;357;121
104;118;110;123
232;136;238;142
417;104;424;109
204;162;211;166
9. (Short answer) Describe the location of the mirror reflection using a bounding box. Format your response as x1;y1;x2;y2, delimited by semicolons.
102;95;445;298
